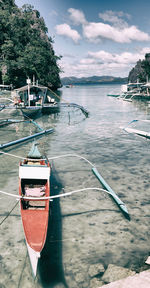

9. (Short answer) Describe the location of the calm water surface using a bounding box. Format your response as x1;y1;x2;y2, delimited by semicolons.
0;84;150;287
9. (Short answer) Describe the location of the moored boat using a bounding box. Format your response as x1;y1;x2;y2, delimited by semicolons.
19;143;51;277
20;106;42;118
13;78;59;118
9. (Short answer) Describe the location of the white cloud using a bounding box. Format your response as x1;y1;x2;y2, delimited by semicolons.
60;48;150;78
56;8;150;76
88;49;149;64
80;58;96;65
55;8;150;45
68;8;87;25
99;10;130;28
87;50;114;62
141;47;150;54
61;60;130;78
55;23;81;43
83;22;150;43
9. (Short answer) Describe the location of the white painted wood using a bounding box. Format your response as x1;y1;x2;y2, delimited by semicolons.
19;166;50;179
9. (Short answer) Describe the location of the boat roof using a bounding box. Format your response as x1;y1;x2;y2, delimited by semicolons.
15;84;48;92
142;83;150;87
19;165;50;179
0;84;11;88
127;82;143;85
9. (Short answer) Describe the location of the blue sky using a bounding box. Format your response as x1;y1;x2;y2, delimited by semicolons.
15;0;150;78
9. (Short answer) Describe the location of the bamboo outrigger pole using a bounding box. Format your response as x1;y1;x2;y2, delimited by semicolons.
0;128;54;149
92;167;130;219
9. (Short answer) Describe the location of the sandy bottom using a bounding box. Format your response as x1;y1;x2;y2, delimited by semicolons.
0;87;150;287
0;142;150;288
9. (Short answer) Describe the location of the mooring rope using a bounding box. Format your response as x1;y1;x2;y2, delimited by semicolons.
0;97;14;103
47;87;89;117
17;251;28;288
0;200;19;225
0;150;25;159
47;87;69;104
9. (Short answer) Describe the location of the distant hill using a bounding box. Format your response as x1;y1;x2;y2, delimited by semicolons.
61;76;128;85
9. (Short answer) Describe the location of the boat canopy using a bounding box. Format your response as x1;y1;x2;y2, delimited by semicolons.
19;166;50;179
15;84;48;92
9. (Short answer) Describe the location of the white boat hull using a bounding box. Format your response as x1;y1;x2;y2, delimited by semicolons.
124;127;150;139
26;242;40;278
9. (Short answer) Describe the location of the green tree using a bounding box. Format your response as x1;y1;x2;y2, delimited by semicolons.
0;1;62;89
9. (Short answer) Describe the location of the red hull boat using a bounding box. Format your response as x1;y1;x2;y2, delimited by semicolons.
19;143;50;277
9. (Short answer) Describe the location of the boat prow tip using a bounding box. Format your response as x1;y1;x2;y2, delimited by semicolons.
26;243;40;278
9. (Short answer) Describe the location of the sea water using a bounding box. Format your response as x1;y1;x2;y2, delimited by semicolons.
0;84;150;287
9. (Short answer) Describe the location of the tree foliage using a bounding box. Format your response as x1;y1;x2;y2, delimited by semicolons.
128;54;150;83
140;55;150;82
0;0;62;89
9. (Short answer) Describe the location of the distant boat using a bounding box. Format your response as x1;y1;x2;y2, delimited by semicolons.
120;81;150;101
65;84;74;88
130;82;150;101
0;84;12;92
12;78;59;118
19;143;51;277
107;94;120;97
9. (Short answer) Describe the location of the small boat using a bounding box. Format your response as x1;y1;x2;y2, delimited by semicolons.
123;126;150;139
21;106;42;118
65;84;73;88
12;78;59;118
122;119;150;140
0;84;12;93
107;94;120;97
19;143;51;277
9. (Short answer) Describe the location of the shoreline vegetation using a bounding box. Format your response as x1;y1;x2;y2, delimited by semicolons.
0;0;61;90
1;1;150;90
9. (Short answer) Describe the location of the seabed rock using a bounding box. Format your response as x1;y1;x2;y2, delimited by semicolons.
74;272;85;283
101;264;136;283
89;277;104;288
100;269;150;288
88;263;105;277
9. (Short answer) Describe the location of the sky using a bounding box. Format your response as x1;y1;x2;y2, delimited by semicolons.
15;0;150;78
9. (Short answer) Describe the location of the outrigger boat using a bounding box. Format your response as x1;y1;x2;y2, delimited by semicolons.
122;119;150;140
12;78;59;118
19;143;51;277
0;78;89;118
0;147;130;279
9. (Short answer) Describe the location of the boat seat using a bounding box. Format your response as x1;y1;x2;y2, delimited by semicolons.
28;200;46;210
27;161;41;165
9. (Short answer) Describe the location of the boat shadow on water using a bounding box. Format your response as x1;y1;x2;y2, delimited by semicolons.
37;163;68;288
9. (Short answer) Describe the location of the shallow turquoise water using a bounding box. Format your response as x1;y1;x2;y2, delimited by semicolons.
0;84;150;287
